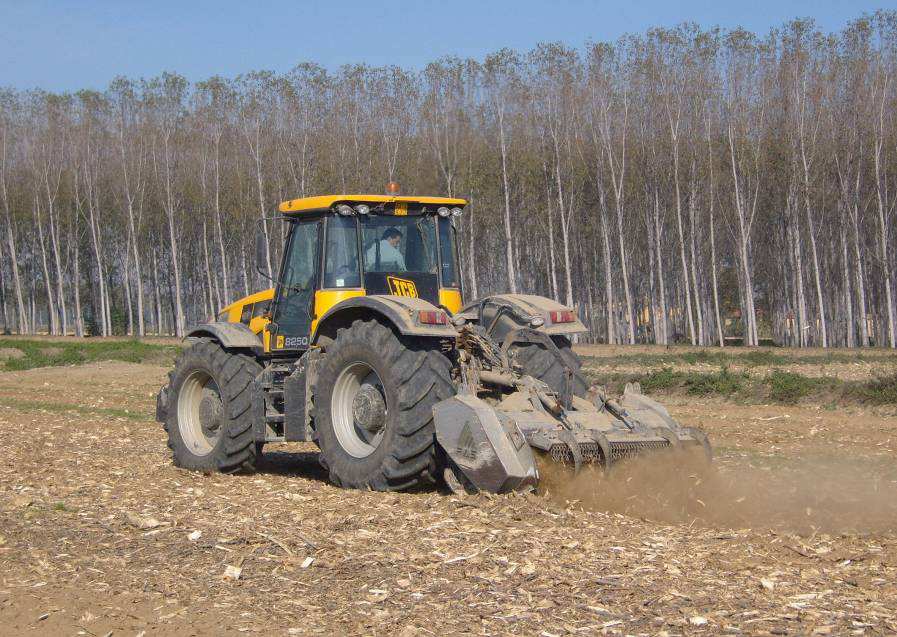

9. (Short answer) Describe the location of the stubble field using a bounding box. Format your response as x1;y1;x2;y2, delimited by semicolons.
0;340;895;636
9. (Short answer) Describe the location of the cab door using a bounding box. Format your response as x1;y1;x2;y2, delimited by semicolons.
267;219;321;352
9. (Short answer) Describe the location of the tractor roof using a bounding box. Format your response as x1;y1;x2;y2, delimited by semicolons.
278;194;468;214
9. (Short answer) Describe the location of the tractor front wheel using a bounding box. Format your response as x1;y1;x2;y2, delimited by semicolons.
164;339;262;473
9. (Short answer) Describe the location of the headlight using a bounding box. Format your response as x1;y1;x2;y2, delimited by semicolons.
451;207;462;217
336;204;354;216
437;206;451;217
355;204;370;215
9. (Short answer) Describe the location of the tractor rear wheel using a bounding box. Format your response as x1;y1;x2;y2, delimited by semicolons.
512;336;589;398
164;338;262;473
312;319;454;491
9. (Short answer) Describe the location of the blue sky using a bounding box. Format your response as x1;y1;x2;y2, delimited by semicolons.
0;0;891;91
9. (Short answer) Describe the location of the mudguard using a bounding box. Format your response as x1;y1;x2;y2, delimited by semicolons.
186;322;263;352
456;294;587;344
433;394;539;493
313;294;458;341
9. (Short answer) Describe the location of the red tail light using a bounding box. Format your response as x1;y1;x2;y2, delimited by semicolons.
550;310;575;324
418;310;448;325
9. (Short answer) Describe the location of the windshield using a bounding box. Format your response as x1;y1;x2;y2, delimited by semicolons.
361;215;437;273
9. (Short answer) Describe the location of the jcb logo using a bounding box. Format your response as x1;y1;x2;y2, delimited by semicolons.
387;276;418;298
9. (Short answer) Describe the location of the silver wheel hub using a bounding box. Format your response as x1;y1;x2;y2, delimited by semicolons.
331;362;388;458
353;384;387;432
199;393;223;434
177;370;223;456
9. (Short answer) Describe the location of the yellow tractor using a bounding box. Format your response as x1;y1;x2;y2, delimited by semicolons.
156;192;710;492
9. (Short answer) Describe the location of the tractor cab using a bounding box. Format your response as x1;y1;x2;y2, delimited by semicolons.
260;192;466;354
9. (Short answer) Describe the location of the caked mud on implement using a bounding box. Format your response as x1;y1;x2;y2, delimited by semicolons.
155;190;711;493
434;324;710;493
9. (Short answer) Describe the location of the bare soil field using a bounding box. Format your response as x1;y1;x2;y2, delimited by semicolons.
577;344;897;382
1;353;896;635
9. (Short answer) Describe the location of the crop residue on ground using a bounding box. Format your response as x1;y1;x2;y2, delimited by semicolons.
0;349;895;634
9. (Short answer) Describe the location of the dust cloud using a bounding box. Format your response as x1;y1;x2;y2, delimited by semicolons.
539;450;897;534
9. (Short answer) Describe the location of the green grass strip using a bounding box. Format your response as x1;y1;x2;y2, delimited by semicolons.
0;338;178;371
0;396;151;421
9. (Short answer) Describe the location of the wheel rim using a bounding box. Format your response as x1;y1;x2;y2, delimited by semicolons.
331;361;388;458
177;369;224;456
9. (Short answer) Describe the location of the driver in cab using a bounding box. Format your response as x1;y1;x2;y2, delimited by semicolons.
367;227;406;271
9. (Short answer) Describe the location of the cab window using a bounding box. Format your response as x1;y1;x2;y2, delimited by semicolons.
253;301;270;318
323;216;361;288
272;220;321;339
360;215;437;273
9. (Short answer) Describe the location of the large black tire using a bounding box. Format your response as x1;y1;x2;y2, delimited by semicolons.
512;335;589;398
311;319;454;491
164;338;262;473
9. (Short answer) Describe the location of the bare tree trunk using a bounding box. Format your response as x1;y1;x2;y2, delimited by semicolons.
787;188;810;347
840;218;855;348
652;191;668;345
728;125;759;346
598;96;635;344
46;201;67;334
0;178;27;333
543;174;559;301
466;196;478;300
597;184;615;344
86;199;108;337
161;131;186;337
118;124;146;336
123;244;134;335
212;129;228;306
130;224;145;336
497;108;517;293
0;122;26;333
240;239;250;297
873;90;896;347
152;249;163;336
548;116;575;307
705;115;724;347
71;225;83;337
202;219;216;319
244;121;273;278
851;204;869;347
0;235;8;332
708;204;723;347
688;164;705;345
671;131;696;344
645;214;658;344
29;286;35;333
33;198;58;335
803;202;827;347
558;191;575;308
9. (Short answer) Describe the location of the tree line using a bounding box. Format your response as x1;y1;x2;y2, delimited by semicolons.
1;13;896;347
